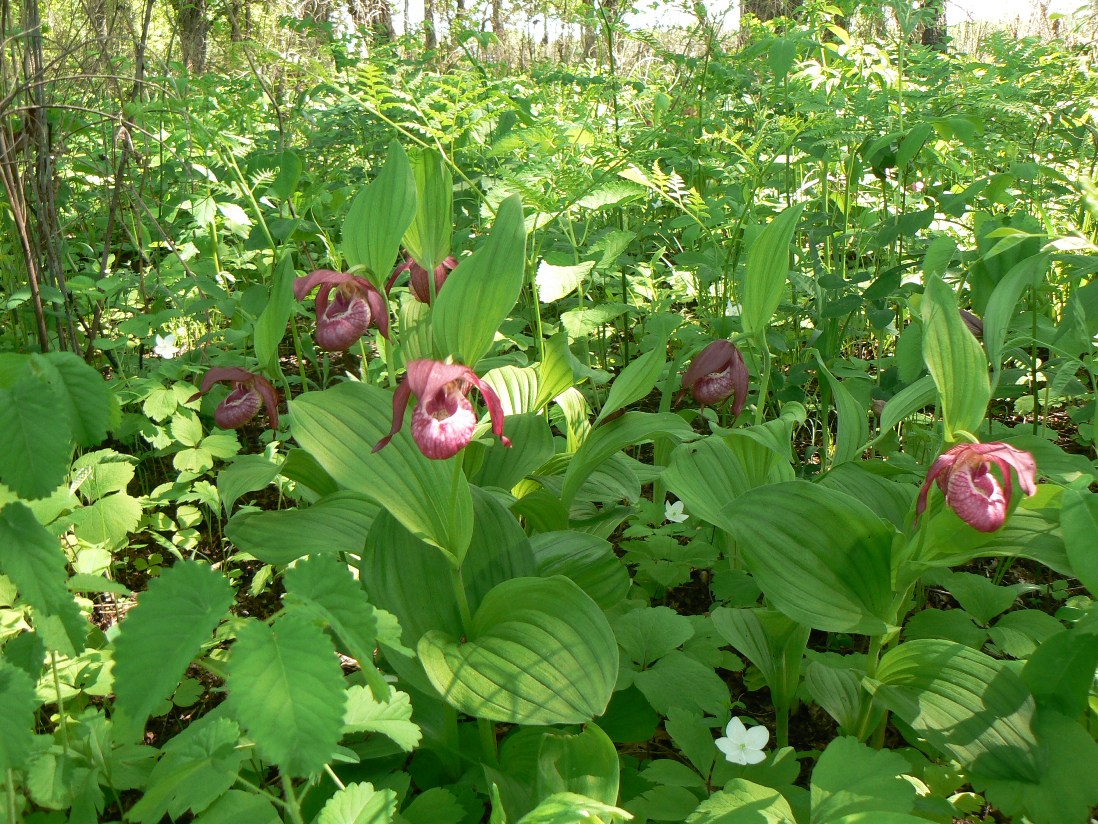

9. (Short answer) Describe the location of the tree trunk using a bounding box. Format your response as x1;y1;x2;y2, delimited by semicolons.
424;0;437;48
172;0;208;73
742;0;801;21
919;0;947;48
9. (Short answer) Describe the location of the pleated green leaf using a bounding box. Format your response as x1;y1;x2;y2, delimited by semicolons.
254;254;296;372
290;381;473;560
1060;488;1098;596
469;414;554;491
530;531;630;609
922;274;990;441
419;576;617;725
112;561;233;739
0;503;86;656
741;203;805;338
226;491;378;565
686;779;795;823
226;614;347;777
664;437;755;527
561;412;696;507
594;345;666;425
718;482;895;634
536;724;620;809
867;639;1042;783
0;369;71;499
810;737;915;822
984;254;1048;390
814;354;868;468
712;608;809;713
433;194;526;367
877;375;936;435
403;148;453;273
343;141;416;285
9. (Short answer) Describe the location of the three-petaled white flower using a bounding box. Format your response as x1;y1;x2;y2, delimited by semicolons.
664;499;688;523
154;332;180;359
715;717;769;765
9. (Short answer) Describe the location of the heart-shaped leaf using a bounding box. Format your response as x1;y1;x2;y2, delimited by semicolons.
419;576;617;725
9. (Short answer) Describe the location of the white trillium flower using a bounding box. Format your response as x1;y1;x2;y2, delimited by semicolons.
664;499;688;523
153;332;180;359
715;717;769;765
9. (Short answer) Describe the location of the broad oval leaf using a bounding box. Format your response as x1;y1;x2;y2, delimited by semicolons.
432;194;526;368
290;381;473;560
418;576;617;725
344;141;416;285
721;482;895;634
921;273;990;441
878;375;936;434
868;639;1042;783
594;345;666;425
403;148;453;273
530;531;630;609
741;203;805;338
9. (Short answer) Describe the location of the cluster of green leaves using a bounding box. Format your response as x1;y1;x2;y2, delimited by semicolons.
4;2;1098;822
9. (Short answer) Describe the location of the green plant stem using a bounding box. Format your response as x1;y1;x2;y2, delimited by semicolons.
323;763;347;791
447;553;498;767
775;703;790;750
50;653;69;755
6;769;16;824
754;337;772;426
854;635;882;742
280;775;307;824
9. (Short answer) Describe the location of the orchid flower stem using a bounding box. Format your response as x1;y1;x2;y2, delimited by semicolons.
447;535;499;767
775;703;790;750
754;337;772;427
323;764;346;791
855;635;883;743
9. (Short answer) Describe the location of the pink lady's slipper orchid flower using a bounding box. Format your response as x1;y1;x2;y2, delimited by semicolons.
387;255;459;304
916;442;1037;533
294;270;389;352
681;340;749;417
188;367;280;431
373;360;512;460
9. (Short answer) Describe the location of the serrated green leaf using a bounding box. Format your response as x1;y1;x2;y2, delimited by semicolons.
0;503;86;655
71;449;135;502
342;686;421;751
0;370;71;499
419;577;617;725
39;352;112;447
613;606;693;667
0;660;36;771
226;614;347;776
128;717;248;823
433;194;526;367
686;779;794;823
69;492;142;548
283;555;380;677
290;382;473;560
316;781;398;824
112;562;233;738
535;260;595;304
193;789;281;824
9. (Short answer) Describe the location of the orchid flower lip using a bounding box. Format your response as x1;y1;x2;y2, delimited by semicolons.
915;441;1037;533
373;359;511;459
188;367;280;431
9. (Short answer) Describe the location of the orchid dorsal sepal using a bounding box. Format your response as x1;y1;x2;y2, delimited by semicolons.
386;253;459;304
294;269;390;351
188;367;280;431
915;441;1038;533
373;359;511;460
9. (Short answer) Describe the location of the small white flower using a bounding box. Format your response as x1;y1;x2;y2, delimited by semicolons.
725;301;742;317
664;499;688;523
715;717;769;765
153;333;179;359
